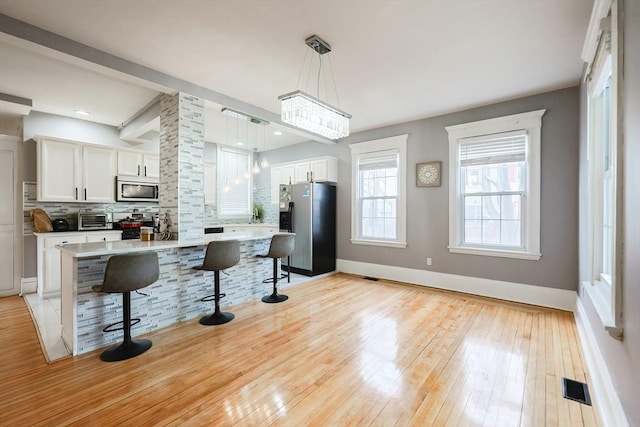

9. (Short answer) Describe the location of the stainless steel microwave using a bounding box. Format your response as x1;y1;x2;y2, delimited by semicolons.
116;176;159;202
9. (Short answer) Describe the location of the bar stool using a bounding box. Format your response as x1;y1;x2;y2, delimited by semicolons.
258;234;295;303
91;252;159;362
195;240;240;325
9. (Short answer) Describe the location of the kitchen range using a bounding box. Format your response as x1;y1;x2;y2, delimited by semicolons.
111;212;158;240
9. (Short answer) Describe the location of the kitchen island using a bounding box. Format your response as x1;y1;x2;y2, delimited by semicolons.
58;230;291;355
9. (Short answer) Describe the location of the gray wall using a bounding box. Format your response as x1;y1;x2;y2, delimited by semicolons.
578;1;640;424
264;86;580;291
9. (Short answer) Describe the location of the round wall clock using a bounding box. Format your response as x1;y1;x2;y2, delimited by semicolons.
416;161;442;187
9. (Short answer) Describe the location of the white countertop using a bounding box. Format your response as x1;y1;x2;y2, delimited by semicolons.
34;230;123;237
57;230;292;258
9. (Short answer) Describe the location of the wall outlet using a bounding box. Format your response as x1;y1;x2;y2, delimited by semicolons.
427;257;432;266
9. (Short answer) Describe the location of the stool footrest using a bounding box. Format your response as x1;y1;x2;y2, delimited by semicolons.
201;293;225;302
103;318;141;333
262;273;288;284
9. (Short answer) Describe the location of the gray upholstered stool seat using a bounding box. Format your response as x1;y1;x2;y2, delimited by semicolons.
195;240;240;325
257;234;295;303
91;251;159;362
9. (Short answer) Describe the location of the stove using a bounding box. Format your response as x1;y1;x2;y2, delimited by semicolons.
112;212;156;240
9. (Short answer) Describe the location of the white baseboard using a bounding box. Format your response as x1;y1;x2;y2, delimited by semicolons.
575;298;629;427
336;259;576;311
20;277;37;296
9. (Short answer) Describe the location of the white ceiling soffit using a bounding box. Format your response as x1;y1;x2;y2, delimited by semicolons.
0;1;592;140
0;92;32;116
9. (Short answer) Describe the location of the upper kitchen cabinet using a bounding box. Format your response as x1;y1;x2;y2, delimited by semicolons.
270;157;337;204
82;146;117;202
37;137;117;203
117;150;159;178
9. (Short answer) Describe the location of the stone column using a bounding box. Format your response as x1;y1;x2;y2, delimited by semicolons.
159;93;205;242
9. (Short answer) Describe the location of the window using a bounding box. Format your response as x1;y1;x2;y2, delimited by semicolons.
583;8;622;337
446;110;545;260
350;135;407;248
217;146;252;216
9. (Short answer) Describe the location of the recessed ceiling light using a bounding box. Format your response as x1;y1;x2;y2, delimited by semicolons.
236;142;244;146
273;131;282;136
74;110;91;116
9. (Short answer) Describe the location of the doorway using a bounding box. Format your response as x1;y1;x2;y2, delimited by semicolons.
0;135;23;296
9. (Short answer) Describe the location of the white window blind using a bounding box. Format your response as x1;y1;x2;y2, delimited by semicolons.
218;148;251;216
459;131;527;166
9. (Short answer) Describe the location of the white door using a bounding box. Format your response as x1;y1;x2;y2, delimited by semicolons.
83;146;116;202
0;136;22;296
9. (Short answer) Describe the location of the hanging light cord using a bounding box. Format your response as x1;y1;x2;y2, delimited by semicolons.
327;54;341;109
295;48;311;91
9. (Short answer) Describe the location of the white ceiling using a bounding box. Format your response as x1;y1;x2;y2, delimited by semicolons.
0;0;593;148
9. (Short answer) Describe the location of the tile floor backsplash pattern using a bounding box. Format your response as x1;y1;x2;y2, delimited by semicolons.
73;238;288;354
159;92;205;241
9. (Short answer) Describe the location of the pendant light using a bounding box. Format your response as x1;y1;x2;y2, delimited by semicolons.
260;124;270;169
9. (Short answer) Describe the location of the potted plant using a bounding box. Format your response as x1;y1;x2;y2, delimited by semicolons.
253;202;264;223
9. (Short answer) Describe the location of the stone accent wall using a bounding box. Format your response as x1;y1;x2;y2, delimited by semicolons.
159;93;205;242
73;238;294;354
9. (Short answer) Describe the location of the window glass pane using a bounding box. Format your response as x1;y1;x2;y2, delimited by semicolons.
482;220;501;245
464;220;482;244
384;219;397;239
501;195;521;220
482;195;501;220
501;220;521;247
463;162;524;194
464;196;482;220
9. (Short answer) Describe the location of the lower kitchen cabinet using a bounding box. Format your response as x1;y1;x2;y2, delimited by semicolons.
35;231;122;298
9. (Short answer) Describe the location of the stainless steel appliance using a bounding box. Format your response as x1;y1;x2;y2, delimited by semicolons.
279;182;336;276
116;175;159;202
77;211;113;230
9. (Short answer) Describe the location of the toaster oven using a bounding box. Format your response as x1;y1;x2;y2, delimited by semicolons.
77;211;113;231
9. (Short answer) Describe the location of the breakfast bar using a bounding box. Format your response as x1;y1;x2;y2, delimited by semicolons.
58;230;291;355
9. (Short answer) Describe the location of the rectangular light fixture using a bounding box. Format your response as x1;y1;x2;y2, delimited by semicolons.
221;107;269;125
279;90;351;140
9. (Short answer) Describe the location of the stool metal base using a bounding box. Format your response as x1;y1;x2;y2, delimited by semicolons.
261;293;289;304
100;338;152;362
200;311;235;325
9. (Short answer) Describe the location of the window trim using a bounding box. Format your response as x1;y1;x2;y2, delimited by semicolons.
582;0;623;339
446;110;545;260
350;134;408;248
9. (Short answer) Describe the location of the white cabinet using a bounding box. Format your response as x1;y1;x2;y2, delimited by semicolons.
36;231;122;297
204;161;216;204
82;146;117;203
37;137;116;203
270;164;294;205
117;151;159;178
270;157;337;204
37;138;81;202
85;232;121;243
143;154;160;178
294;162;310;183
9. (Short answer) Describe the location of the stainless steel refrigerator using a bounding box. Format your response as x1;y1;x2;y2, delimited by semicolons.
279;182;336;276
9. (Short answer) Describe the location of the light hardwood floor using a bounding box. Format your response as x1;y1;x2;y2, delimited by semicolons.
0;273;599;426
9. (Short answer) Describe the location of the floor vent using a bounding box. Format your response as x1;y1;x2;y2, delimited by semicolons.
363;276;379;281
562;377;592;405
